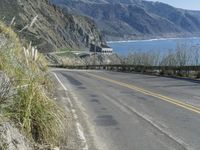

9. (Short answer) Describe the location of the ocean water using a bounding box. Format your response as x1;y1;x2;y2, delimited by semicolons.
107;37;200;56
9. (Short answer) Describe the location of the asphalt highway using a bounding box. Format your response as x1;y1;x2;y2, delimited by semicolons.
53;69;200;150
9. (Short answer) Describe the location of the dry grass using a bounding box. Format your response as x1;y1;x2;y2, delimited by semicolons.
0;74;11;105
0;22;65;147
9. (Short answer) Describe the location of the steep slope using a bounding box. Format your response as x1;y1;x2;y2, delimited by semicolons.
51;0;200;40
0;0;105;52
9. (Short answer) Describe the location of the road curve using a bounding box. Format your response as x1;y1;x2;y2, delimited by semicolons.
53;69;200;150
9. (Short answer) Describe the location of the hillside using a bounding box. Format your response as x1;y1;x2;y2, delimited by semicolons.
0;0;105;52
51;0;200;40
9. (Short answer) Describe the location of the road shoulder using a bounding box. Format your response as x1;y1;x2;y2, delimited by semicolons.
51;72;98;150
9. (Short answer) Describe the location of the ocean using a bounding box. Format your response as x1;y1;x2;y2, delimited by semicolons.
107;37;200;56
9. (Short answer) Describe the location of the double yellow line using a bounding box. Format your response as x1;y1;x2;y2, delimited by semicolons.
87;73;200;115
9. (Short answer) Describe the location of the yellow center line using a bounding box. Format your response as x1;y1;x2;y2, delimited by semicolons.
86;72;200;115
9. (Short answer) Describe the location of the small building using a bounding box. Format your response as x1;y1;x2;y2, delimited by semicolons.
90;44;113;55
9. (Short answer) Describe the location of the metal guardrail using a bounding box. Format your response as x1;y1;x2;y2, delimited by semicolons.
49;64;200;72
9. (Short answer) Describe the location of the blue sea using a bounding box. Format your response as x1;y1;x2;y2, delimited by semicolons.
108;37;200;56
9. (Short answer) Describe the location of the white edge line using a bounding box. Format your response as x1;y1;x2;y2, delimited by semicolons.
67;97;74;107
53;72;89;150
77;122;89;150
53;72;68;91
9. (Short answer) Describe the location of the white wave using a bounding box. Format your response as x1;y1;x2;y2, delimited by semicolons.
107;37;200;44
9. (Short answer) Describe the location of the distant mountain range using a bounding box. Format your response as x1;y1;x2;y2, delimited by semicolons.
50;0;200;40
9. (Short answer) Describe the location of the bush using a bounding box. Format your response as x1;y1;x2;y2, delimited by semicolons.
196;72;200;79
159;70;165;76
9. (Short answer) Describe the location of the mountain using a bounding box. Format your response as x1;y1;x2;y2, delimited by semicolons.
0;0;105;52
50;0;200;40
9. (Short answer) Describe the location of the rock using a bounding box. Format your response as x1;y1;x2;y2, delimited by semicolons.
0;0;105;53
0;35;7;48
0;122;33;150
52;147;59;150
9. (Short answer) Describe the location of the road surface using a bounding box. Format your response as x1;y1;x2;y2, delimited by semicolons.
53;69;200;150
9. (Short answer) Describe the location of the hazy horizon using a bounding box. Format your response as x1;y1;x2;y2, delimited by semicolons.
146;0;200;10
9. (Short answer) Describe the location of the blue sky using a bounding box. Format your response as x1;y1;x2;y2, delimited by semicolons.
146;0;200;10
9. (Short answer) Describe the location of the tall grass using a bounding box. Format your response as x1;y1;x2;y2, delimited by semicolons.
0;22;65;147
9;81;64;145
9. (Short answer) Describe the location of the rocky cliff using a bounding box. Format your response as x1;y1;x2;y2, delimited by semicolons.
0;0;105;52
51;0;200;40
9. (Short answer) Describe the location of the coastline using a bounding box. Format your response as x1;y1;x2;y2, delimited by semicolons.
107;37;200;44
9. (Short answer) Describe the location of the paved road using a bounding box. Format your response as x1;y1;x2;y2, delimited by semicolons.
53;69;200;150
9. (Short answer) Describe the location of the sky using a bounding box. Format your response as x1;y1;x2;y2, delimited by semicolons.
146;0;200;10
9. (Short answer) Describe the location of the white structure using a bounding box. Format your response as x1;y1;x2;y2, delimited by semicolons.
101;46;113;55
90;44;113;55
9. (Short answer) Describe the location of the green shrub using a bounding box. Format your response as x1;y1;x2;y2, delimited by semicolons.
196;72;200;79
159;70;165;76
176;71;184;77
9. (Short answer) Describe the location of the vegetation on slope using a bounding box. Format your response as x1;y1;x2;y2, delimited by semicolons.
0;22;65;148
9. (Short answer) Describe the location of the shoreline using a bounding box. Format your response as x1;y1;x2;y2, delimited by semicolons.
107;37;200;44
